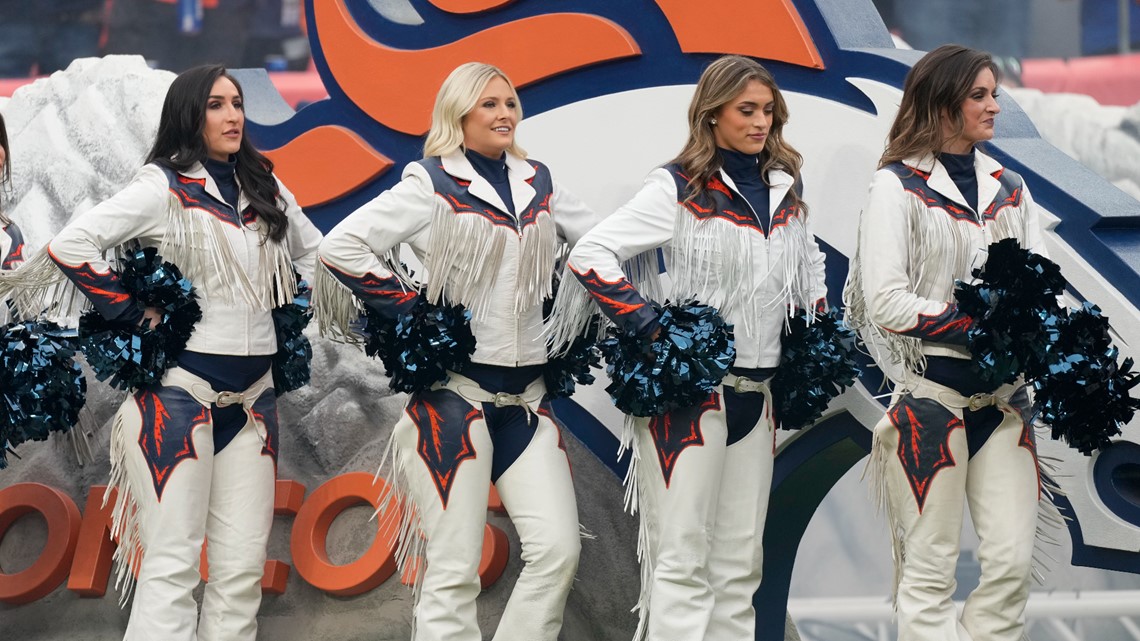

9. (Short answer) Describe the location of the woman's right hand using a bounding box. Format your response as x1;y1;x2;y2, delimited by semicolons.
138;307;163;329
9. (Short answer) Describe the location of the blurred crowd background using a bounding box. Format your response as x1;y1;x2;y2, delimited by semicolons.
0;0;1137;79
0;0;309;77
0;0;1135;78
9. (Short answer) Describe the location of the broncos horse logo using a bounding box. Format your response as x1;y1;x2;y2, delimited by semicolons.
239;0;1140;636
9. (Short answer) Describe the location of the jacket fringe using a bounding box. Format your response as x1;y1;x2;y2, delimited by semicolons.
425;197;557;320
0;249;89;320
106;407;144;607
311;260;364;342
159;194;296;311
671;204;817;337
843;190;1028;385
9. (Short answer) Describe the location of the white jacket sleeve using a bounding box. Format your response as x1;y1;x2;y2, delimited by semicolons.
317;164;434;317
551;180;599;249
277;177;323;284
859;169;971;344
567;168;677;335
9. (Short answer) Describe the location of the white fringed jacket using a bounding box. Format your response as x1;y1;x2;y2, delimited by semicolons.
560;163;828;369
843;149;1047;380
315;150;597;367
9;162;322;355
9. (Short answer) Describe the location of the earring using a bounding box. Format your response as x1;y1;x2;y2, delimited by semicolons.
710;118;718;125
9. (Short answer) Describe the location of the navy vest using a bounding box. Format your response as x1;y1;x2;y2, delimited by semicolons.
417;157;556;230
883;162;1024;226
663;163;802;235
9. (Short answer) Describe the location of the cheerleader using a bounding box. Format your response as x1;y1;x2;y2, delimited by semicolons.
844;45;1051;641
316;62;597;641
6;65;322;640
562;55;828;641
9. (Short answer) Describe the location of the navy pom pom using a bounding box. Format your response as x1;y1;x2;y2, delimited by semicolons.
598;302;735;417
272;280;313;395
955;238;1066;387
771;309;859;430
0;320;87;468
543;317;601;400
956;240;1138;455
78;247;202;390
1032;303;1140;455
364;298;476;394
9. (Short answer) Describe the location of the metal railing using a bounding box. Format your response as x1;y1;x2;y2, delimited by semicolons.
788;591;1140;641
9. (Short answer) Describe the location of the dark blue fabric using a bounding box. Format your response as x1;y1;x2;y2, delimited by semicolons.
204;156;240;214
719;148;771;233
463;363;544;482
177;351;272;453
724;366;776;444
465;149;515;216
939;149;978;214
923;355;1003;457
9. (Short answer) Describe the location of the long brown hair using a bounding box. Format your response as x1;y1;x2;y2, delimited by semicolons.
146;65;289;242
671;55;805;213
880;44;1000;168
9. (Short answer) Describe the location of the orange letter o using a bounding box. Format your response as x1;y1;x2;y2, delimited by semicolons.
0;483;82;604
290;472;399;596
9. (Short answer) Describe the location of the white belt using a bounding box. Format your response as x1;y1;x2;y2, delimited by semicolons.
163;367;274;444
936;389;1015;413
722;373;775;428
435;370;547;416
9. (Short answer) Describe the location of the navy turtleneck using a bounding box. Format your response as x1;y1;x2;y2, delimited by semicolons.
204;155;240;214
465;148;515;216
939;148;978;213
718;147;770;233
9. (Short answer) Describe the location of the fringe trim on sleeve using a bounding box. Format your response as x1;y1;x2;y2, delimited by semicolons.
423;198;557;319
311;259;364;342
543;250;662;356
159;194;297;311
0;248;90;320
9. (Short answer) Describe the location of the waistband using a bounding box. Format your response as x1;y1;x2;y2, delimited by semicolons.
434;370;547;415
161;366;275;444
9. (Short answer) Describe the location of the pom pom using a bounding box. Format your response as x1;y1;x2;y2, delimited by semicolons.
598;302;735;417
1032;303;1140;455
0;320;87;468
954;238;1066;387
365;298;476;394
78;247;202;390
272;280;313;395
771;308;859;430
543;316;602;400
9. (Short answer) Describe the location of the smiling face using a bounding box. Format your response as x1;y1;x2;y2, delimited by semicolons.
202;76;244;162
461;75;519;157
712;79;774;155
942;68;1000;154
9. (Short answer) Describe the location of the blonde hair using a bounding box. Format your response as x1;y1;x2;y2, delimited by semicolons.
672;55;805;213
423;62;527;159
880;44;1000;168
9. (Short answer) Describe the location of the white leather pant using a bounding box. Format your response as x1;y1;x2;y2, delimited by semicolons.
875;376;1040;641
388;373;581;641
111;367;278;641
631;375;776;641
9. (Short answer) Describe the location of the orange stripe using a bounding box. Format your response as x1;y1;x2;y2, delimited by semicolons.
653;0;823;69
263;125;393;207
316;0;641;135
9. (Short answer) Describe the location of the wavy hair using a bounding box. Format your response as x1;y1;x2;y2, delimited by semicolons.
880;44;1000;168
423;62;526;159
671;55;805;213
145;65;289;242
0;112;10;225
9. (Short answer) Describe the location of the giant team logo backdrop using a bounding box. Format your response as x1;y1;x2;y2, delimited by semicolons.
2;0;1139;639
